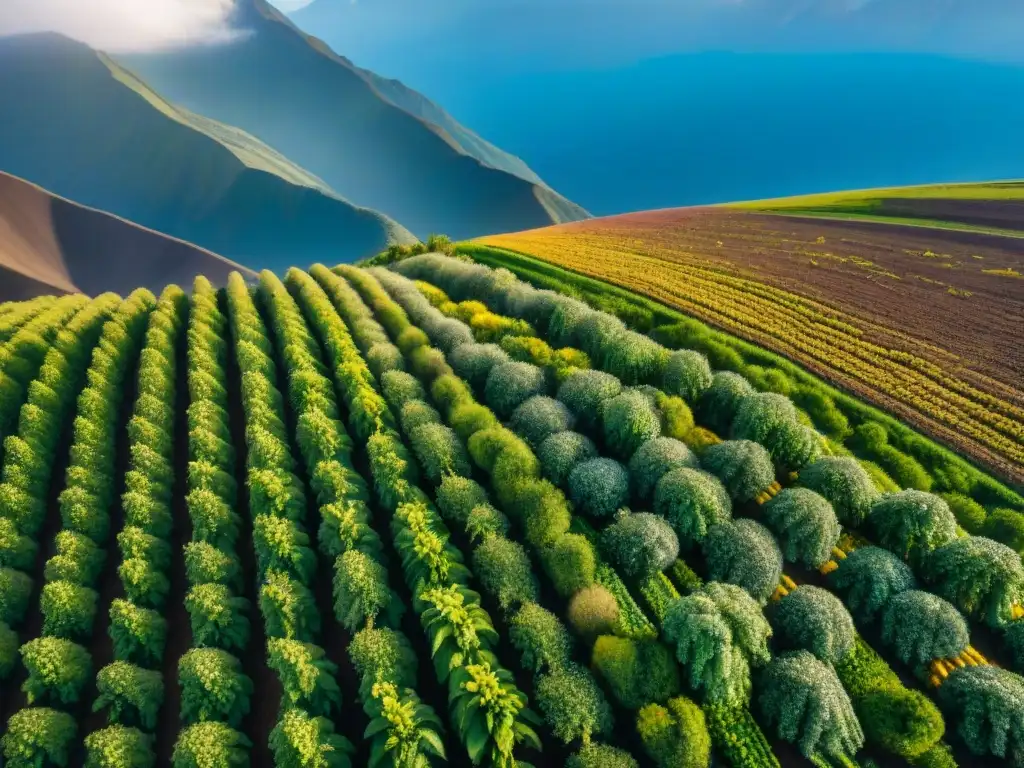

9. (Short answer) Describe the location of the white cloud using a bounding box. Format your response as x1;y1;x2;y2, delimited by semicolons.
0;0;244;52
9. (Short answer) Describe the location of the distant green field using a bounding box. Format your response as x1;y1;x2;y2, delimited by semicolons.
728;181;1024;210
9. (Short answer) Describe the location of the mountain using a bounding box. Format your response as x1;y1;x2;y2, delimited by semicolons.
0;171;255;301
0;33;414;271
120;0;588;240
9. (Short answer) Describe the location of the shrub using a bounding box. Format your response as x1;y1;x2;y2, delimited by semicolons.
509;602;573;674
380;370;425;406
185;584;250;652
172;722;251;768
603;512;679;580
435;475;489;527
484;361;547;418
762;488;841;569
591;635;680;710
696;372;753;435
604;331;668;385
731;393;821;473
467;426;521;474
409;423;470;485
938;665;1024;762
261;570;320;641
449;402;499;441
84;725;155;768
601;389;661;461
184;541;241;588
510;396;574;447
703;519;783;603
178;648;253;726
0;517;37;570
40;580;97;640
0;620;17;679
983;509;1024;554
473;534;538;610
637;696;711;768
662;350;713;404
538;431;597;486
629;437;697;502
21;637;92;704
333;550;402;632
366;342;404;379
45;530;105;585
558;369;622;430
94;661;163;730
466;503;509;544
267;638;341;716
518;479;571;544
870;491;958;567
568;458;630;518
537;662;613;744
656;393;696;441
492;441;542;506
881;591;969;665
545;532;597;597
567;743;639;768
1008;621;1024;673
858;687;945;760
940;493;987;534
395;326;429;354
568;585;620;638
758;651;864;764
926;535;1024;628
828;545;916;624
773;586;855;664
449;343;510;391
348;627;418;697
399;400;441;433
798;456;879;527
1;707;77;768
653;468;731;550
700;440;775;503
269;708;353;768
430;374;473;414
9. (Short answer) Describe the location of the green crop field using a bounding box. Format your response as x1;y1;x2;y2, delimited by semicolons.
1;256;1023;768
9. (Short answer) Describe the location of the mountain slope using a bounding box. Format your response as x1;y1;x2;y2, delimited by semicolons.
121;0;588;240
0;171;255;301
0;32;413;271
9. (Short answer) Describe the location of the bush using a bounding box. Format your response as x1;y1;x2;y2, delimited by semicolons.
696;372;753;435
731;393;821;473
380;370;426;406
484;361;547;418
567;743;639;768
184;542;241;588
409;423;471;486
21;637;92;704
592;635;680;710
94;661;163;730
269;708;353;768
773;586;855;664
435;475;489;527
926;535;1024;628
40;580;97;640
449;343;510;391
518;479;571;544
509;602;573;675
983;509;1024;554
510;396;574;447
603;512;680;581
662;350;713;404
333;550;402;632
938;665;1024;762
653;468;731;550
940;493;987;534
395;326;429;354
399;400;441;433
108;598;166;666
558;370;622;430
601;389;661;461
568;458;630;518
492;441;542;506
628;437;697;502
473;534;539;611
172;722;251;768
466;503;509;544
828;546;916;624
45;530;106;585
700;440;775;503
881;591;969;665
0;517;37;570
467;426;521;474
429;374;473;414
656;393;695;441
1;707;77;768
267;639;341;716
859;687;945;760
538;431;597;486
637;696;711;768
0;620;17;679
449;402;499;441
261;569;320;641
568;585;620;638
537;662;613;744
703;519;783;603
178;648;252;727
366;342;404;379
870;491;958;567
762;488;840;569
544;532;597;597
185;584;250;652
604;331;668;385
84;725;155;768
758;651;864;764
0;565;33;625
798;456;879;527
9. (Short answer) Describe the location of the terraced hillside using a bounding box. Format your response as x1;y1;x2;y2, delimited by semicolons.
2;257;1023;768
475;183;1024;486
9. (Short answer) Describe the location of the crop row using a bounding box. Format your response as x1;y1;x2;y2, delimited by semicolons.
375;263;1024;766
0;295;60;344
1;288;158;766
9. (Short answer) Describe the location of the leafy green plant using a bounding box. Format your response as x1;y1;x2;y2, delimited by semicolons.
108;598;167;665
636;696;711;768
662;349;713;404
773;586;855;664
857;687;944;760
84;724;156;768
568;585;621;639
260;569;320;641
827;546;917;624
591;635;680;710
484;361;546;419
544;532;597;597
510;395;574;448
628;438;697;502
20;636;92;704
567;743;639;768
178;648;253;726
700;440;776;503
938;665;1024;762
409;422;471;485
982;508;1024;554
653;468;732;550
0;619;17;679
568;458;630;518
450;342;511;390
762;488;841;569
94;661;164;729
472;533;539;611
269;707;354;768
268;639;342;716
798;457;879;527
44;529;105;585
40;579;98;639
0;517;37;570
537;661;613;745
601;389;662;460
538;430;598;486
118;557;170;609
695;371;754;435
348;627;418;699
702;519;783;603
0;565;33;624
509;601;573;675
1;707;77;768
363;681;447;768
881;591;969;665
557;370;624;428
926;535;1024;628
185;583;251;651
183;541;242;588
869;491;957;567
172;722;251;768
731;393;821;473
603;512;679;581
419;583;498;682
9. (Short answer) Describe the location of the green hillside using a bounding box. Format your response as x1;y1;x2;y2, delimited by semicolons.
121;0;589;240
0;33;413;271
